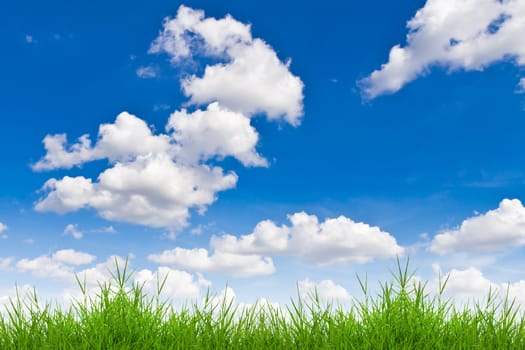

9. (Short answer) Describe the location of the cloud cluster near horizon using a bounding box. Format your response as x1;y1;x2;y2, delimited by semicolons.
149;212;404;277
430;199;525;255
360;0;525;99
32;5;304;230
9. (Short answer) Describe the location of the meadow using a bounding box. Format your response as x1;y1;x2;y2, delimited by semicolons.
1;258;525;349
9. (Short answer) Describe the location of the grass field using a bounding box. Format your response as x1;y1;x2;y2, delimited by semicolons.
1;258;525;349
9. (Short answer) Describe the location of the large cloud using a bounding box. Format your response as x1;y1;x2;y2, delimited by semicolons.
211;212;405;264
12;251;209;305
426;264;525;309
33;6;304;230
429;199;525;255
16;249;96;281
148;212;403;278
35;154;237;229
360;0;525;99
148;248;275;278
298;278;352;301
150;5;304;125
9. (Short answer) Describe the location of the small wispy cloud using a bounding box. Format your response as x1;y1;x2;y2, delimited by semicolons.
64;224;83;239
153;104;171;112
136;65;158;79
25;34;34;43
0;258;12;270
0;222;7;233
100;226;116;234
190;223;216;235
517;78;525;94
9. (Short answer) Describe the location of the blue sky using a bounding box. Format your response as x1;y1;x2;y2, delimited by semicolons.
2;0;525;308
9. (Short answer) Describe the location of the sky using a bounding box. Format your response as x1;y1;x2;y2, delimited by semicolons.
2;0;525;309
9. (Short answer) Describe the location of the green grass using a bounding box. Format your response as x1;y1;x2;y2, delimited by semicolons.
2;258;525;349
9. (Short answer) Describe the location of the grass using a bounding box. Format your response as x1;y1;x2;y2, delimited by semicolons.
1;258;525;349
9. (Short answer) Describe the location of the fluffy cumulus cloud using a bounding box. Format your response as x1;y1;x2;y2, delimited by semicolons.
426;264;525;308
11;252;209;306
298;278;352;301
32;5;304;230
0;285;34;316
35;154;237;229
211;212;404;265
16;249;96;281
148;248;275;277
167;102;268;167
32;112;172;171
148;212;403;277
360;0;525;99
134;267;211;299
429;199;525;255
67;258;209;303
150;5;304;125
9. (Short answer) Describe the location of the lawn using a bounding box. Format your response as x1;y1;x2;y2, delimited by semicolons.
1;258;524;349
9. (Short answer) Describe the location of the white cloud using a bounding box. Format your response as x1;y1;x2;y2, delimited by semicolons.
438;267;497;298
16;249;96;281
167;102;267;166
360;0;525;99
35;154;237;229
32;5;304;231
298;278;352;301
33;112;238;229
429;199;525;255
149;5;252;61
148;248;275;277
426;264;525;309
32;112;171;171
136;65;158;79
134;267;210;299
150;5;304;125
153;103;171;111
21;254;208;310
17;256;74;280
72;255;128;288
25;34;33;43
99;226;117;234
211;212;404;265
148;212;402;278
517;77;525;93
0;285;34;315
32;134;94;171
64;224;83;239
52;249;95;265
